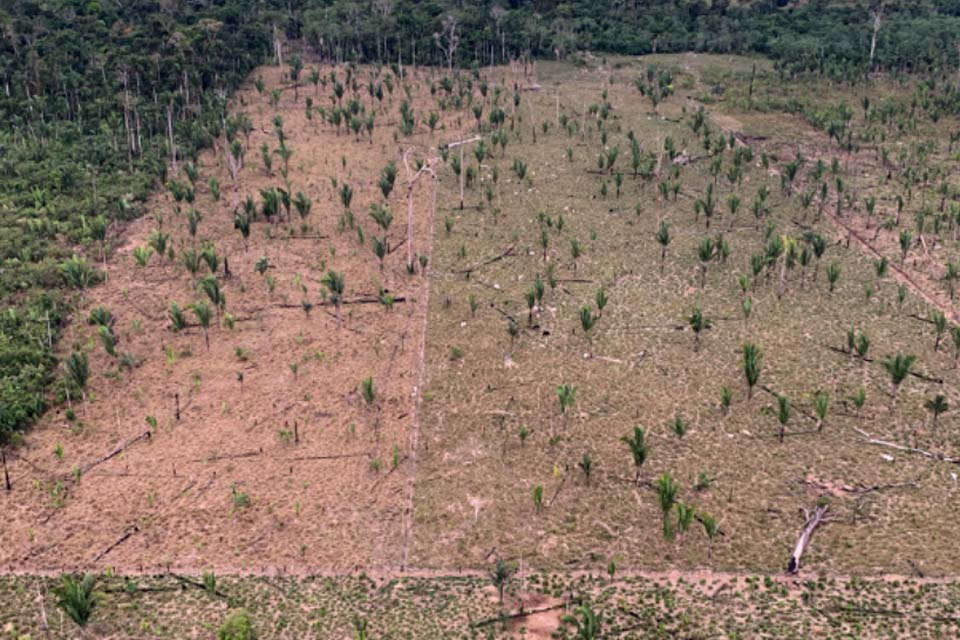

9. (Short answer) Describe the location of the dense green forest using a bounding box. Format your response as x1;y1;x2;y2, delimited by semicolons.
298;1;960;76
0;1;274;441
2;0;959;444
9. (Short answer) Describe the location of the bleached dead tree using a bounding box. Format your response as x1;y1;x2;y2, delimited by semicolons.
787;504;829;574
868;3;884;72
434;15;459;71
401;149;438;273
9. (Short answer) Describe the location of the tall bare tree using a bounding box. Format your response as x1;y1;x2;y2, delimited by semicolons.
434;15;459;70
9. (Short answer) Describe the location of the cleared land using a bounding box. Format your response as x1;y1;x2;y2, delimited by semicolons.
4;53;960;638
413;55;960;576
0;64;455;572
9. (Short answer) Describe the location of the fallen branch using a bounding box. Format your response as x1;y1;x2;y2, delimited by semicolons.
92;525;140;563
824;345;943;383
547;474;568;508
289;452;368;461
454;245;516;275
191;450;261;463
443;134;482;149
787;504;829;574
171;574;229;599
853;427;960;464
80;431;152;475
471;601;573;628
273;296;406;309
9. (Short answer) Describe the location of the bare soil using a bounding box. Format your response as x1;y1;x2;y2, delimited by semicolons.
0;64;461;572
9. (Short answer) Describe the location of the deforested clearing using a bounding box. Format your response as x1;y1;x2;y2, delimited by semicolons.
3;4;960;637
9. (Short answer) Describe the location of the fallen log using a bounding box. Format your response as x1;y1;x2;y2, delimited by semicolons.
290;452;368;461
547;474;568;508
273;296;407;309
824;345;943;383
787;504;829;574
80;430;152;475
454;245;516;275
853;426;960;464
191;450;261;463
471;601;574;628
93;525;140;563
171;574;229;599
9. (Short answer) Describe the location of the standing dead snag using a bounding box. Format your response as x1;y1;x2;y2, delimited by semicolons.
401;148;438;273
2;448;10;491
787;504;829;574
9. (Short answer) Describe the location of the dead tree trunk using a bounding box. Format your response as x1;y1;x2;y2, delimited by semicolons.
787;504;829;574
868;7;883;73
2;448;10;491
166;102;177;175
402;151;437;274
459;144;465;210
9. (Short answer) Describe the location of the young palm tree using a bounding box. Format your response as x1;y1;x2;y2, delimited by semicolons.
190;301;213;349
688;307;711;351
169;302;187;332
676;501;695;536
694;183;717;228
595;286;608;316
932;311;947;351
570;238;582;274
372;236;387;271
899;230;913;264
656;472;678;540
720;386;733;416
562;604;603;640
380;161;398;200
233;210;251;252
826;262;841;293
490;558;515;604
579;306;598;343
198;275;226;312
775;395;791;443
339;183;354;210
361;377;376;405
851;387;866;423
98;325;118;357
556;384;577;431
181;247;202;282
621;426;649;484
813;390;829;433
53;573;99;632
727;193;741;228
741;342;761;400
577;452;593;484
880;351;916;413
369;203;393;237
697;237;715;287
700;511;719;556
200;242;220;273
925;394;949;427
952;325;960;368
655;221;671;275
854;332;870;360
874;256;888;290
64;352;90;405
322;270;346;328
293;191;312;223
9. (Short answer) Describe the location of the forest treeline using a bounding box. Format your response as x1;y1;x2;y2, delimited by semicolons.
1;0;959;442
297;1;960;76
